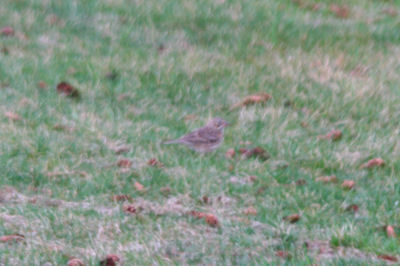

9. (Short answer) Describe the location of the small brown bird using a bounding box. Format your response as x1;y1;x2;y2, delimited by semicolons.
163;117;229;153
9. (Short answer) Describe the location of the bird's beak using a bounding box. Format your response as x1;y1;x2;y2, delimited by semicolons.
224;121;230;127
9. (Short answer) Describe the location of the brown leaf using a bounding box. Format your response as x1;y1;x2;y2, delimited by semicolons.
275;250;291;259
0;234;24;243
52;124;74;132
100;254;120;266
240;146;270;161
283;214;300;223
56;81;80;98
4;112;21;121
316;175;338;183
134;182;144;191
382;8;398;17
147;158;164;168
248;175;257;182
189;210;207;219
160;187;171;195
244;206;257;216
295;179;306;186
67;258;85;266
360;158;385;169
378;254;398;262
111;194;132;202
117;159;132;168
202;195;209;204
37;81;48;89
341;180;355;190
1;26;14;36
345;204;359;213
114;146;130;155
386;225;396;238
225;148;235;159
318;130;342;141
205;214;219;227
330;4;349;18
122;204;136;214
231;93;271;109
300;121;309;128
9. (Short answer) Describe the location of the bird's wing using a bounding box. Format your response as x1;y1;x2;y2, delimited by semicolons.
181;126;221;144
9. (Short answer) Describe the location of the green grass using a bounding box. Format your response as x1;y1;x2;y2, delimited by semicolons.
1;0;400;264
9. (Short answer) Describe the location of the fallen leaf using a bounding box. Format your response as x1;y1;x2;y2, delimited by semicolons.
386;225;396;238
0;234;24;243
256;185;268;195
111;194;132;202
100;254;120;266
248;175;257;182
37;81;47;89
341;180;355;190
4;112;21;121
231;92;271;109
52;124;74;132
382;8;397;17
134;182;144;191
300;121;309;128
360;158;385;169
67;258;85;266
189;210;207;219
56;81;80;98
330;4;349;18
240;146;270;160
205;214;219;227
283;214;300;223
225;148;235;159
123;204;136;214
345;204;359;213
114;146;130;155
316;175;338;183
275;250;291;259
1;26;14;36
147;158;164;168
160;186;171;195
244;206;257;216
202;195;209;204
117;159;132;168
295;179;306;186
378;254;398;262
318;130;342;141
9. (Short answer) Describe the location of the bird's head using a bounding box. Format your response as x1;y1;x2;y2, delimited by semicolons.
209;117;229;129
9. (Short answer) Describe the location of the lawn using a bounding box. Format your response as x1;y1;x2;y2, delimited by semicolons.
1;0;400;264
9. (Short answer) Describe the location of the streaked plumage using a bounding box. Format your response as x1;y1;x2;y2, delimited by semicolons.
163;117;229;153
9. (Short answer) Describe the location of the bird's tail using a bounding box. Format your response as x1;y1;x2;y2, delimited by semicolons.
162;139;182;145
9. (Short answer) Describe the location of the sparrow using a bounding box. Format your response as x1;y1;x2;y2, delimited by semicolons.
163;117;229;153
